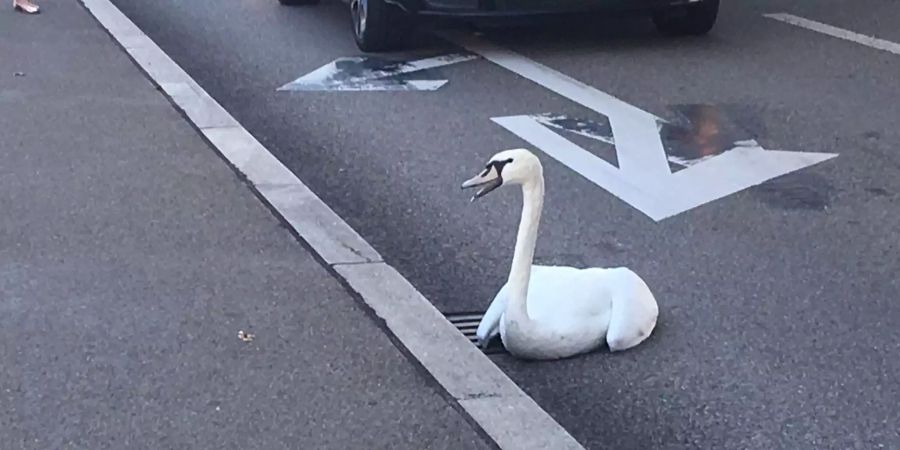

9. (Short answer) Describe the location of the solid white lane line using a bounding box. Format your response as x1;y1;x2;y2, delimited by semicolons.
445;33;663;123
765;13;900;56
78;0;584;448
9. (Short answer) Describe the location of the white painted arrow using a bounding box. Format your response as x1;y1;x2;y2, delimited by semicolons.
277;53;478;92
493;114;837;221
444;33;839;221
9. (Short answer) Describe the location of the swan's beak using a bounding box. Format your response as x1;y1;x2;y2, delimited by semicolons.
461;169;502;201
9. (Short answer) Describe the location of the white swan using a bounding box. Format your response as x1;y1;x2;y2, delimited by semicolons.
461;148;659;360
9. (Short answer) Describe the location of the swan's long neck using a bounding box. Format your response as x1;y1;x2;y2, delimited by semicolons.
505;172;544;332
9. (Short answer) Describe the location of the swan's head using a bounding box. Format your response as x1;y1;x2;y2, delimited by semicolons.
460;148;542;200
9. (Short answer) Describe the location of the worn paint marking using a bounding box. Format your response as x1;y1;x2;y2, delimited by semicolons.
278;53;478;92
494;113;837;221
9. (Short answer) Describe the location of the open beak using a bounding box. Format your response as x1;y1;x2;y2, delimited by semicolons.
461;168;502;201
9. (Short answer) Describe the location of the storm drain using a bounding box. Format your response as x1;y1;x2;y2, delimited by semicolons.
445;312;506;354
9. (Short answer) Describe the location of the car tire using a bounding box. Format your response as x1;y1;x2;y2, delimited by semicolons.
350;0;412;52
652;0;719;36
279;0;319;5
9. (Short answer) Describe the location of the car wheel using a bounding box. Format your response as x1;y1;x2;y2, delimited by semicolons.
652;0;719;36
279;0;319;5
350;0;412;52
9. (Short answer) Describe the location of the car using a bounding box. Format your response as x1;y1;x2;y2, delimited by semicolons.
278;0;719;53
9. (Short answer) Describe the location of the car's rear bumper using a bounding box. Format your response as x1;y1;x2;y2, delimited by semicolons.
391;0;701;17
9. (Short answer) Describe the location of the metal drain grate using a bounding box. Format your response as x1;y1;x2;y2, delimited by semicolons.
445;312;506;354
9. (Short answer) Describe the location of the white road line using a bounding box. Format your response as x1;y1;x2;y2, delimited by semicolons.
77;0;584;448
765;13;900;56
446;33;665;123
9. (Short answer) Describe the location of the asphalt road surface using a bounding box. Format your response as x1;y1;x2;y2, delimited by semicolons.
104;0;900;448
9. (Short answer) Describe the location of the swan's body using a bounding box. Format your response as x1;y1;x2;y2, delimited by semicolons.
476;265;658;360
462;148;659;360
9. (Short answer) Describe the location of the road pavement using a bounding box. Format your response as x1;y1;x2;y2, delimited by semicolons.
105;0;900;448
8;0;900;448
0;4;492;449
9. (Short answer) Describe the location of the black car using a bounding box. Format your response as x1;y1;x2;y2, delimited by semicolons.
279;0;719;52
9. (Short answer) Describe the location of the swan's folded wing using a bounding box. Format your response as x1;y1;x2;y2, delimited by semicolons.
525;265;595;319
475;283;508;343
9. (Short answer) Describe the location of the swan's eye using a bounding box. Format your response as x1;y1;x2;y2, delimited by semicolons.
485;158;515;174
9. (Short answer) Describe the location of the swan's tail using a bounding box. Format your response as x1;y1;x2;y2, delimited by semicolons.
605;268;659;352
